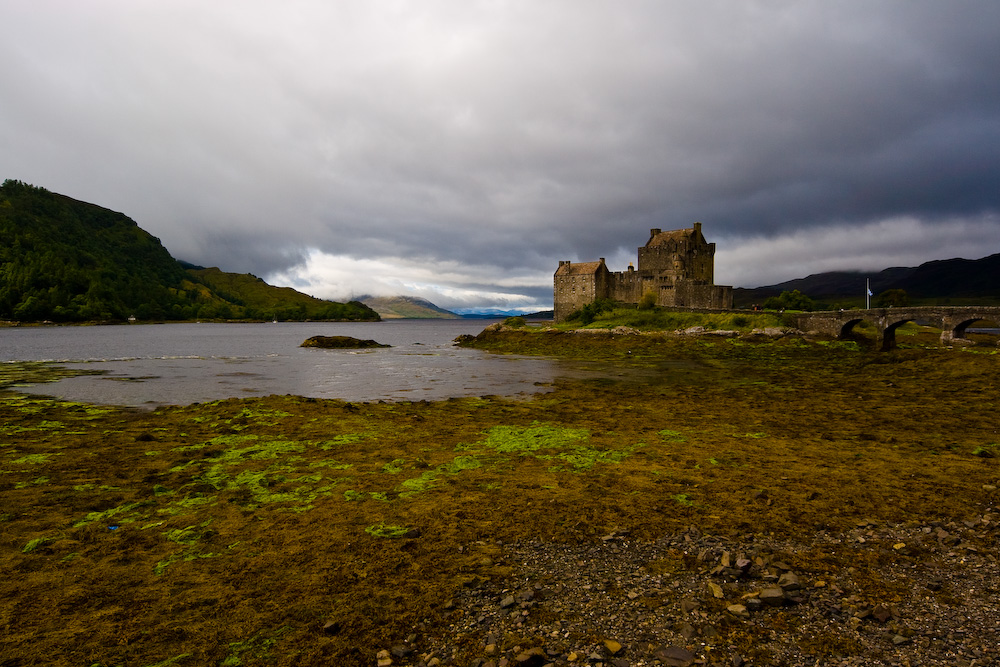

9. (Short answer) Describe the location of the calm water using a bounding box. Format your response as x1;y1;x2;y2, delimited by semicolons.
0;320;599;408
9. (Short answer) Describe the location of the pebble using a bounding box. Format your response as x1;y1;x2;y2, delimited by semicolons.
727;603;750;620
759;586;786;607
395;519;999;667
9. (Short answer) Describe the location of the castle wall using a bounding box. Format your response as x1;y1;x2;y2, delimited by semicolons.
669;280;732;309
610;268;645;304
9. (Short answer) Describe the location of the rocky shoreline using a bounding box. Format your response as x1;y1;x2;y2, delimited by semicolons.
381;514;999;667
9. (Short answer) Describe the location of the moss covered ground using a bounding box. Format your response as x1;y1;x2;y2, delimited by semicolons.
0;328;997;665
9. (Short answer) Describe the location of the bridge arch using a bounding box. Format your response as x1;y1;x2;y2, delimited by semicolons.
943;315;1000;344
837;317;867;338
882;317;916;350
838;315;905;350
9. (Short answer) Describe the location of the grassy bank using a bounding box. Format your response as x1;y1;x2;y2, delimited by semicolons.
1;332;997;665
549;302;787;332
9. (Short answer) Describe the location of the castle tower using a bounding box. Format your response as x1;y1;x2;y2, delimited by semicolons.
637;222;715;283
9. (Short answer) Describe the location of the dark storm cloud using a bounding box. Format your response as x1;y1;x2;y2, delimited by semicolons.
2;1;999;307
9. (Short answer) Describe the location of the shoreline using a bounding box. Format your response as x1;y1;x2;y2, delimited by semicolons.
1;333;997;666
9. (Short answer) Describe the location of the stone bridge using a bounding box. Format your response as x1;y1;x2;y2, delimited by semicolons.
793;306;1000;351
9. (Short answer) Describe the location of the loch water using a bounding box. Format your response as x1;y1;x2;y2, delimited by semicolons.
1;320;596;408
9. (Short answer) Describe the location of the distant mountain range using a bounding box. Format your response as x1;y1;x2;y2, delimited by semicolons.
357;295;461;319
357;295;553;320
734;253;1000;308
0;179;379;323
455;308;555;319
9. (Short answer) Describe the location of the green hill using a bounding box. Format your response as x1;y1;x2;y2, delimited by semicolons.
189;267;377;321
0;179;378;323
358;295;460;319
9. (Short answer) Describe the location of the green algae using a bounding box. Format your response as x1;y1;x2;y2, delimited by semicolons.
456;423;639;472
3;420;68;434
539;443;643;472
462;422;591;455
165;434;355;511
316;433;366;449
163;520;213;544
397;455;482;497
15;476;49;488
22;535;58;553
225;406;292;431
972;442;998;457
157;495;216;516
155;521;219;575
365;523;412;538
11;452;57;465
671;493;695;507
0;361;100;390
382;458;406;474
344;489;389;502
74;501;147;527
220;627;289;666
143;654;192;667
307;459;352;475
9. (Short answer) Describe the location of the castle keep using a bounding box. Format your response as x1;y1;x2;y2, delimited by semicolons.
553;223;733;322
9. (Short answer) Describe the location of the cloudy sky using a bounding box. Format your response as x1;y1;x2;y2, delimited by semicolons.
3;1;999;312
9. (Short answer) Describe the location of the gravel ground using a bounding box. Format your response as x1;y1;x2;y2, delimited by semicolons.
379;511;999;667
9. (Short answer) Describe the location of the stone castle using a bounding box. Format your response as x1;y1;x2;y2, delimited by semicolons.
553;223;733;322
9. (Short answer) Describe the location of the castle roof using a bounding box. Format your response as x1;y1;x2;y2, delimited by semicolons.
646;225;702;248
554;260;605;277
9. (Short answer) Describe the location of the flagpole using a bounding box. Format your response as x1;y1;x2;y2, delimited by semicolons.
866;278;870;309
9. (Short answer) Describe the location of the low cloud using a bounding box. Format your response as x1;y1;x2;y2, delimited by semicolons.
267;250;552;312
716;214;1000;288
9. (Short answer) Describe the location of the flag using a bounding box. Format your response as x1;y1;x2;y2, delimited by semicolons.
867;287;873;297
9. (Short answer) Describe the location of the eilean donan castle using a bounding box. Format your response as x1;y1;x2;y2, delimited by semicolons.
553;223;733;322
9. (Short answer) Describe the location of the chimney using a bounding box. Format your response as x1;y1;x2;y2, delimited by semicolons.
693;222;702;235
650;228;661;237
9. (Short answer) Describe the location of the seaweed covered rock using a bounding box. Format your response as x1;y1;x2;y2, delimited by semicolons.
300;335;390;349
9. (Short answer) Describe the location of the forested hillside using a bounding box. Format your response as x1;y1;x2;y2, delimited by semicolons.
189;267;376;321
0;180;378;322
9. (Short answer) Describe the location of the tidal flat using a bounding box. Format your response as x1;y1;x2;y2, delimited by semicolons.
1;329;997;666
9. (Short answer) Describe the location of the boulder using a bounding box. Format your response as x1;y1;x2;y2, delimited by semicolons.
301;335;390;349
